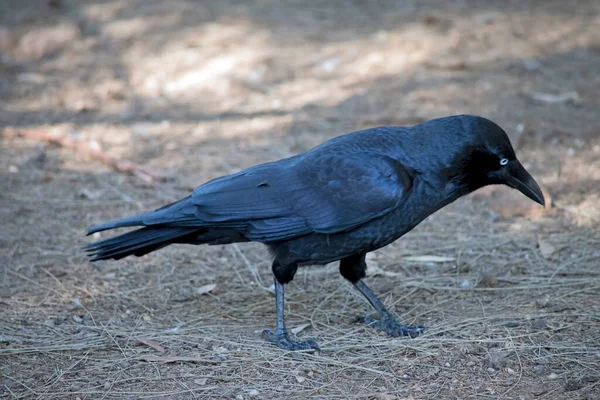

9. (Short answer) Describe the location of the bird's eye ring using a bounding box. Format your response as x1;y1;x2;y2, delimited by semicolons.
500;158;509;166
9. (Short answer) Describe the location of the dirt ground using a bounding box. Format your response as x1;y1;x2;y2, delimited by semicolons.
1;0;599;399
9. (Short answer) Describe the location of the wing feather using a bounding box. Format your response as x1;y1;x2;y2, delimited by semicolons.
164;152;413;241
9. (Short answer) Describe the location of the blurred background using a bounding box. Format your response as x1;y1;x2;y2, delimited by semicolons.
1;1;599;399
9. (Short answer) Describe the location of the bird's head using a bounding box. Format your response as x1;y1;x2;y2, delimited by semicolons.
443;115;545;207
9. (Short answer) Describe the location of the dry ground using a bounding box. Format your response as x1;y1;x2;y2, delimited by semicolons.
1;1;599;399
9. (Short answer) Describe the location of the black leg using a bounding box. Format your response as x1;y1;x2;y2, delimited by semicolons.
353;280;425;338
340;253;426;338
262;275;320;351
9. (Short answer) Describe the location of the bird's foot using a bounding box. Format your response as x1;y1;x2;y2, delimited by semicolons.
262;329;320;351
354;313;426;338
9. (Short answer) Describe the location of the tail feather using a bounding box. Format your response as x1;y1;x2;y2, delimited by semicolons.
87;216;147;235
87;196;192;235
85;226;201;261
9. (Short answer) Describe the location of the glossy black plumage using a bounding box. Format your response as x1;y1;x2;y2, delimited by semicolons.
86;114;545;350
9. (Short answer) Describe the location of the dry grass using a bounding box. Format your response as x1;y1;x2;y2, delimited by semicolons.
1;0;599;399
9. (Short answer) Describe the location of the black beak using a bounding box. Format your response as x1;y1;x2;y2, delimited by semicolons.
505;160;545;207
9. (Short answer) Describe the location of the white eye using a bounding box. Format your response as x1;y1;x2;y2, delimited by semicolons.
500;158;509;166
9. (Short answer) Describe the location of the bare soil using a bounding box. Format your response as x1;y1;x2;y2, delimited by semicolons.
1;1;599;399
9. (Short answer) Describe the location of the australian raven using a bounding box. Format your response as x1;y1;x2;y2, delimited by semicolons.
86;115;545;351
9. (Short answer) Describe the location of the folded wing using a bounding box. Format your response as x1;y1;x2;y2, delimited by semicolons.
174;152;413;241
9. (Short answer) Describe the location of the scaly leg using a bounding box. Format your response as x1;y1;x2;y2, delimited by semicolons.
353;280;425;338
340;253;425;338
262;276;320;351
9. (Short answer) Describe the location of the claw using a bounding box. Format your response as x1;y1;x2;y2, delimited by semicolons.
262;329;321;351
354;313;426;338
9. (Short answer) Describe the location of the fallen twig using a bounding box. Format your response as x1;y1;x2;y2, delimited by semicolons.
139;355;218;364
3;128;167;183
135;337;166;353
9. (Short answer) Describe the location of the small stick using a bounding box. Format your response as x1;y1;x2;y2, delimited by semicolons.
3;128;167;184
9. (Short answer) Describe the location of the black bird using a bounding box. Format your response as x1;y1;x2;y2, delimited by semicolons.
86;115;545;351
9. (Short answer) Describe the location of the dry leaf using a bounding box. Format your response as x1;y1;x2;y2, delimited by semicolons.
194;378;207;386
135;337;166;353
213;346;229;355
291;369;306;383
69;298;84;310
460;279;473;289
196;283;216;295
291;323;310;335
530;91;579;104
537;237;556;259
477;270;498;288
367;265;402;277
402;255;455;263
